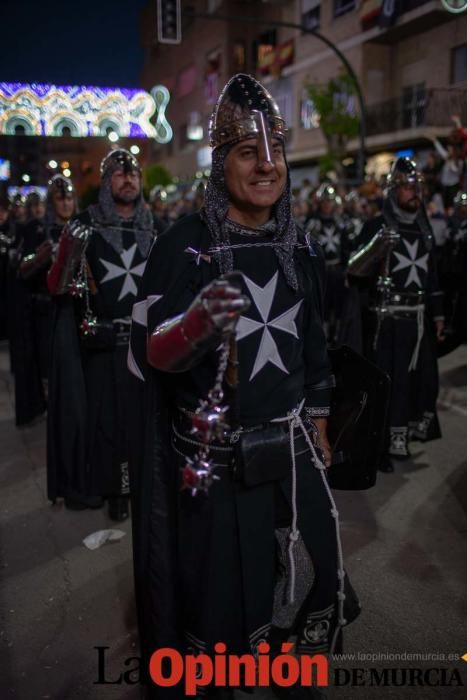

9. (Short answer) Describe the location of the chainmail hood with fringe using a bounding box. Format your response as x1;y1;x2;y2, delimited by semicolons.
201;73;298;291
88;157;153;257
45;175;77;228
201;145;298;291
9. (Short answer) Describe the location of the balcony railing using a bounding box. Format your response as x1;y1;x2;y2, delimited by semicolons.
366;88;467;137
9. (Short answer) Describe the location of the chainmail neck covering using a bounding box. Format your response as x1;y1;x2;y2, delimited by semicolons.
201;143;298;291
88;172;153;257
224;217;276;237
385;195;432;239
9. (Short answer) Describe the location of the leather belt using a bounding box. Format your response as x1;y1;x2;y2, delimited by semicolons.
388;291;425;306
32;293;51;303
113;319;131;345
172;409;315;467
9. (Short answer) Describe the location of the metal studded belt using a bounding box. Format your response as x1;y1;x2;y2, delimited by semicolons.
172;408;315;467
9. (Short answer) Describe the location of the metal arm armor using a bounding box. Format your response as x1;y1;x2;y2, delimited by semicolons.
147;276;249;373
19;253;40;280
47;221;91;295
347;225;399;277
147;305;222;373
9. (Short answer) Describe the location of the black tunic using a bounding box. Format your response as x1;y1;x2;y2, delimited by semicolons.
128;214;359;696
47;209;157;502
0;219;14;340
306;215;351;341
352;213;442;448
13;218;62;426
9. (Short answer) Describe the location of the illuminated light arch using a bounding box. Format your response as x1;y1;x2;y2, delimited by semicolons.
0;82;171;142
150;85;172;144
1;109;40;135
96;115;125;137
46;111;87;137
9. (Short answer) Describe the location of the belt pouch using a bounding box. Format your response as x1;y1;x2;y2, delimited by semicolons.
235;425;290;486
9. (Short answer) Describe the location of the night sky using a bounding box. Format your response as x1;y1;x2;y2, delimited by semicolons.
0;0;149;88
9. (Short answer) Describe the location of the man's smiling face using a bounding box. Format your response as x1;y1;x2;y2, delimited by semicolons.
224;137;287;218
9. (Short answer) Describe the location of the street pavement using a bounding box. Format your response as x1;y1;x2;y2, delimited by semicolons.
1;343;466;699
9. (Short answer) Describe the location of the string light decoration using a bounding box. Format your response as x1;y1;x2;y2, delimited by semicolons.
0;82;173;143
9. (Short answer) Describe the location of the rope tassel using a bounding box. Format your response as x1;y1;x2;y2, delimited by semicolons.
272;399;346;654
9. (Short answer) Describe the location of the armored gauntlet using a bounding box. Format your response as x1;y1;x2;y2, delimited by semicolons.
147;274;250;372
347;225;399;277
47;221;91;295
20;240;54;280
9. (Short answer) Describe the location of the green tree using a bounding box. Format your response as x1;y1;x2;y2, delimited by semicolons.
306;69;359;180
143;163;173;195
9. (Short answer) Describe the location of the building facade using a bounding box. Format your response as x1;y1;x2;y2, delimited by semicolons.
140;0;467;183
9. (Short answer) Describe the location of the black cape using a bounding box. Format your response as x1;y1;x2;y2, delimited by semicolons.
47;210;160;502
128;214;360;694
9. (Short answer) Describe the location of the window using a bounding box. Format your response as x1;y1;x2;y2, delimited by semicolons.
233;42;246;73
334;0;355;18
302;7;320;30
300;92;320;130
253;29;277;69
451;44;467;84
401;83;426;129
205;49;222;105
302;0;320;30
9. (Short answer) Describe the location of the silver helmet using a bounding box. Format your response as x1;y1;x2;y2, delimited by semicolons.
208;73;287;167
316;183;342;206
100;148;141;178
48;174;74;196
453;190;467;209
386;157;423;193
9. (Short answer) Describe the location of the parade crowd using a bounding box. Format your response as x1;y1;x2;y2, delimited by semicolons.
0;126;466;495
0;74;466;698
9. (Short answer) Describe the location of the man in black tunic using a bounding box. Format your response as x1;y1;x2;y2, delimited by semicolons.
348;158;444;470
13;176;76;426
0;193;14;341
47;149;161;520
445;190;467;344
306;184;350;345
129;75;359;699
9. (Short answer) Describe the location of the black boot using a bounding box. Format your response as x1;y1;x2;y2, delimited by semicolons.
108;496;130;522
84;495;104;508
272;686;327;700
64;497;87;511
207;689;235;699
268;627;327;700
378;454;394;473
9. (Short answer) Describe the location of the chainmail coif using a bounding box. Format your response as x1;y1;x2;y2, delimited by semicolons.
201;142;299;291
89;167;153;257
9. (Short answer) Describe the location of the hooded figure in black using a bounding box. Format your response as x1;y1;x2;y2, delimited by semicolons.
0;194;14;341
348;158;444;470
47;149;163;521
445;190;467;345
128;74;359;700
306;184;352;345
12;179;75;426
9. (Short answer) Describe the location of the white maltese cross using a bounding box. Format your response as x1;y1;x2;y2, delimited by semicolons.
236;272;303;381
